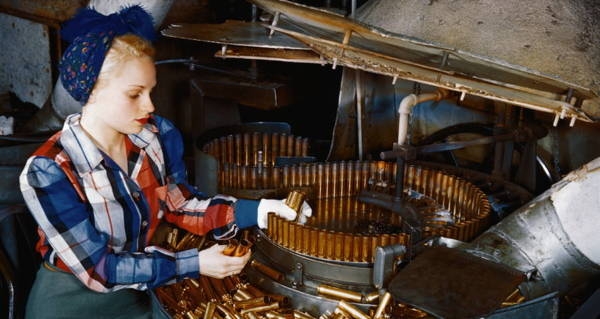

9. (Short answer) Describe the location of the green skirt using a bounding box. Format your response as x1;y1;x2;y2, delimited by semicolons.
26;263;170;319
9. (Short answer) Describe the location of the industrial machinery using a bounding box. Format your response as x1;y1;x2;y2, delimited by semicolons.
159;0;600;317
2;0;600;318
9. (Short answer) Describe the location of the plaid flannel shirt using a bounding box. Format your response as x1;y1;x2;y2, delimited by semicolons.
19;113;258;292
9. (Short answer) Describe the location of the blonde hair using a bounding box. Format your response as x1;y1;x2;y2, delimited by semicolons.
94;34;155;90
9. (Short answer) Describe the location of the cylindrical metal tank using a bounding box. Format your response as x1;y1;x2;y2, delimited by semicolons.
465;156;600;299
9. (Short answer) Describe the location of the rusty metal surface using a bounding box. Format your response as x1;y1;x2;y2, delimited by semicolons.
0;0;85;24
248;0;596;124
162;20;309;49
215;45;323;64
389;246;526;318
358;0;600;119
0;13;53;108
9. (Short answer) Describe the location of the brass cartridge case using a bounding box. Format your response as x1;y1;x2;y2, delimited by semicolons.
325;231;335;259
234;134;242;165
273;166;281;188
232;239;252;257
287;134;294;156
251;259;284;282
334;232;344;261
342;234;353;261
303;165;311;187
155;287;182;313
361;236;371;263
215;304;237;319
301;137;309;157
250;166;258;189
337;301;370;319
293;310;316;319
262;134;270;165
244;283;265;297
317;163;325;199
252;132;260;165
309;228;318;256
285;190;306;213
317;230;327;258
331;162;339;198
222;240;239;256
233;287;254;301
373;292;392;319
184;280;206;304
219;137;226;164
234;296;271;310
243;133;251;166
352;235;362;262
226;135;234;164
208;277;229;301
289;223;298;250
267;213;277;240
299;226;310;254
240;302;280;315
271;133;279;165
283;166;290;188
265;311;294;319
222;276;236;293
282;218;289;247
280;133;288;157
363;291;380;303
198;277;219;302
316;285;363;303
274;216;283;245
203;302;217;319
295;136;302;156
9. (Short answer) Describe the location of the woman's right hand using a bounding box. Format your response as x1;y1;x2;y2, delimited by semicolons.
198;244;251;278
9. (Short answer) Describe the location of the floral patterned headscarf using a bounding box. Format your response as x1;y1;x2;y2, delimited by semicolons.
58;5;156;105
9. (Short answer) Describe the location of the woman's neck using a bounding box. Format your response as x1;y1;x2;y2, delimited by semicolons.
80;114;128;171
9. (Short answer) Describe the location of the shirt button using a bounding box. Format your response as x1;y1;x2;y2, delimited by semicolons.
141;221;148;228
132;191;141;200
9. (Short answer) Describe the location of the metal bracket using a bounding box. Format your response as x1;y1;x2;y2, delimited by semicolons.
373;244;406;289
292;262;304;288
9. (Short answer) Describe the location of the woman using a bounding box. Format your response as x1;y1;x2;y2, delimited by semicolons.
19;6;310;318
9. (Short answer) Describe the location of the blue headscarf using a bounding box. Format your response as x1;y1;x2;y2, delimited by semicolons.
59;5;156;105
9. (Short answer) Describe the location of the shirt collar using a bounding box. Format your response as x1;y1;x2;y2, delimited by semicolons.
60;113;159;175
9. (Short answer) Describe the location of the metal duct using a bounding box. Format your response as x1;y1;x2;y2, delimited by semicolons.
465;156;600;299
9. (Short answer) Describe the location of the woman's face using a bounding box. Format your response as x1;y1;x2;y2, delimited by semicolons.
84;55;156;135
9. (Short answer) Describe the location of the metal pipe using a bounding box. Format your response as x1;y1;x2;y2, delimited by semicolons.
397;89;448;145
355;70;364;160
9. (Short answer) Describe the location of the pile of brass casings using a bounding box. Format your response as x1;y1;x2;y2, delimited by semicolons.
156;229;319;319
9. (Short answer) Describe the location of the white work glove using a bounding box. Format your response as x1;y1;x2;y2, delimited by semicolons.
198;244;250;279
257;198;312;229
